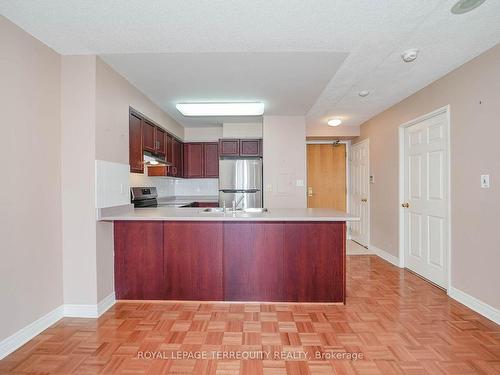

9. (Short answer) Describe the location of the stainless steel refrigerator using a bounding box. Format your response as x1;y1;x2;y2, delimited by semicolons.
219;158;263;209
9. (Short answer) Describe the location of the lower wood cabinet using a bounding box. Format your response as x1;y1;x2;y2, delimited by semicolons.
164;222;223;300
284;222;345;302
224;222;284;301
114;221;345;302
114;221;165;299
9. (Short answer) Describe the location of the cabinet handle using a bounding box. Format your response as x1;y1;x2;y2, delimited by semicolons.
307;187;313;197
361;198;368;202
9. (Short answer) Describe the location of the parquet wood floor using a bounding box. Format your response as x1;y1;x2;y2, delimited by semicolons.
1;255;499;374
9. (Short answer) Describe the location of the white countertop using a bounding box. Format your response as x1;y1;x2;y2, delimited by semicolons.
99;206;359;222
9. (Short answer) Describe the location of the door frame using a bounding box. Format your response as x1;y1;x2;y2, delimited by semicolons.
398;105;451;289
306;140;351;218
349;138;370;245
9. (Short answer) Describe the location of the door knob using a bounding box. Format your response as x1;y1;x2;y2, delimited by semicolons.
361;198;368;202
401;202;410;208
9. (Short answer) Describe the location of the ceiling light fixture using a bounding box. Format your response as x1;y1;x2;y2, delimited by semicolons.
358;90;370;97
451;0;485;14
327;118;342;127
401;49;419;63
176;102;265;116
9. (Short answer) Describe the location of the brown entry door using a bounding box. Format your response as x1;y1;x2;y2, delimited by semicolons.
307;143;346;210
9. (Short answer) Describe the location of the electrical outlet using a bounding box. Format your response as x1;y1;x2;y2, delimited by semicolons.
481;174;490;188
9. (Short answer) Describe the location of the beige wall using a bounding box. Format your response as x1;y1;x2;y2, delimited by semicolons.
184;126;222;142
355;43;500;310
0;17;63;340
306;123;360;138
223;122;263;138
61;56;98;305
263;116;307;208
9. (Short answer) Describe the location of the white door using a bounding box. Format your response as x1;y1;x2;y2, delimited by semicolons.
350;140;369;246
403;110;448;288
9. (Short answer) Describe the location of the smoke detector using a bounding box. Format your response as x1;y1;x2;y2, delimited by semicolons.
401;49;419;63
451;0;485;14
358;90;370;97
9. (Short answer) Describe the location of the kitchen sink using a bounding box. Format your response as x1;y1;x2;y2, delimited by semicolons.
201;208;225;213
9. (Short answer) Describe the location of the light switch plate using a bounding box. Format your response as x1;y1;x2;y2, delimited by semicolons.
369;175;375;184
481;174;490;188
296;179;304;187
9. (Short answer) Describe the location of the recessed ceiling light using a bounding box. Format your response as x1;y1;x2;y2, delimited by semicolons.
359;90;370;97
451;0;485;14
327;118;342;127
176;102;265;116
401;49;419;63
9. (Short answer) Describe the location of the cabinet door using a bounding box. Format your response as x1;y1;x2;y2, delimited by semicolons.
219;139;239;156
142;120;156;152
114;221;165;299
224;222;284;301
284;222;345;302
204;142;219;178
156;127;166;156
240;139;261;156
164;222;223;300
184;143;204;178
170;139;181;177
165;134;173;163
129;112;143;173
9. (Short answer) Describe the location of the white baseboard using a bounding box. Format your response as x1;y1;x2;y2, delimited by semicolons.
0;292;116;360
369;244;402;268
97;292;116;316
0;305;64;360
64;292;116;318
448;287;500;325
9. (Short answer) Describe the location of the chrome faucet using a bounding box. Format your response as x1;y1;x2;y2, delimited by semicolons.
232;195;245;211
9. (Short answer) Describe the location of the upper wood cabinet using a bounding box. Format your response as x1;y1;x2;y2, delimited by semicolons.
204;142;219;178
240;139;262;156
142;120;156;152
219;139;239;156
219;138;262;157
171;138;183;177
183;142;219;178
184;143;204;178
129;112;143;173
156;128;166;156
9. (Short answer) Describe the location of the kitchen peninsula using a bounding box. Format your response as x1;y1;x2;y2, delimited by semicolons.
101;208;357;304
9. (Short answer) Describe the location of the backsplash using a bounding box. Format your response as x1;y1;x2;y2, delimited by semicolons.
174;178;218;196
130;173;218;197
129;173;175;197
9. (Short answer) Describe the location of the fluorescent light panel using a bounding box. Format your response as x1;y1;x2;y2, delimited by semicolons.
176;102;264;116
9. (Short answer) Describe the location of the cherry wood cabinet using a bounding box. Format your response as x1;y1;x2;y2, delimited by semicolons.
171;138;182;177
129;112;143;173
114;221;165;299
284;222;345;302
156;127;166;156
183;142;219;178
166;134;173;164
219;138;262;157
142;120;156;153
204;142;219;178
114;220;346;303
240;139;262;156
224;222;284;301
164;222;223;300
219;139;240;156
183;143;204;178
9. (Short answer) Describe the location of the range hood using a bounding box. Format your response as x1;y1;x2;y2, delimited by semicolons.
143;151;172;166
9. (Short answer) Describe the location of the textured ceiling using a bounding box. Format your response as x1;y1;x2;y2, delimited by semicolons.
1;0;499;128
